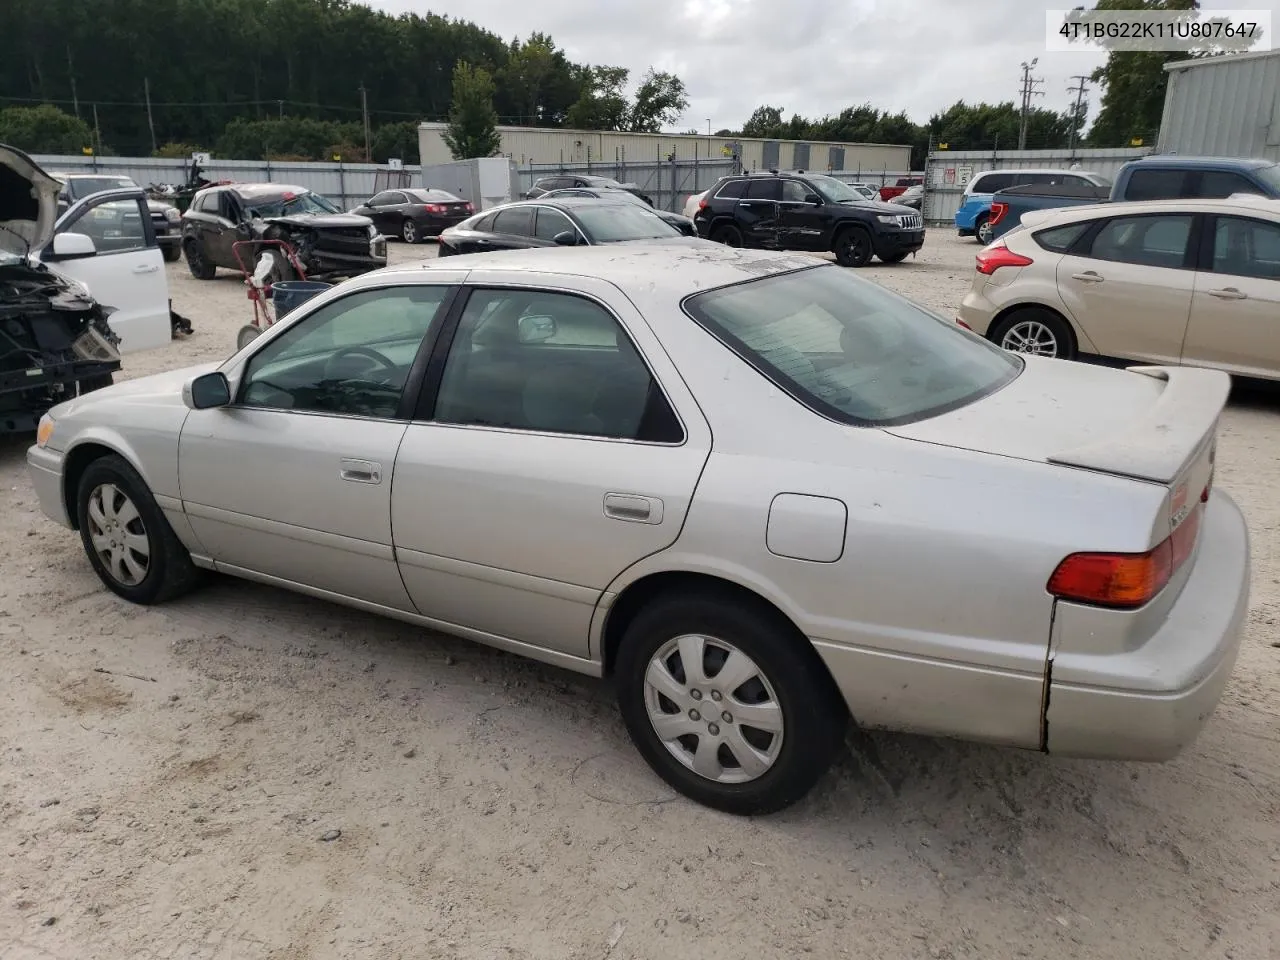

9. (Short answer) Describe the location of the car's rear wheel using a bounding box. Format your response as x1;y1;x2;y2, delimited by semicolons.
990;307;1076;360
184;239;216;280
832;226;873;267
75;454;202;605
710;224;743;247
615;591;847;815
402;219;420;243
975;215;993;245
161;243;182;263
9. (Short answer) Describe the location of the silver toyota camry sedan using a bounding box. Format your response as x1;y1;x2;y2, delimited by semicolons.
27;240;1251;815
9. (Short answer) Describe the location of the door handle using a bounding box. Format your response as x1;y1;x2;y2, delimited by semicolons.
1207;287;1248;300
133;264;160;274
1070;271;1104;283
603;493;664;525
339;458;382;484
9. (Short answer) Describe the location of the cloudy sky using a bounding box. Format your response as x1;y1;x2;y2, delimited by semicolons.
364;0;1272;131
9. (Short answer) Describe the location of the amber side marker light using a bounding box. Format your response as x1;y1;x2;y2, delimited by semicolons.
1048;501;1204;609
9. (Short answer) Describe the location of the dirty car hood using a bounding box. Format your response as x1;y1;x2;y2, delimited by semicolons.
0;143;59;256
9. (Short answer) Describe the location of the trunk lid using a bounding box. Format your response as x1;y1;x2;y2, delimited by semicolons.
886;357;1227;538
0;143;60;257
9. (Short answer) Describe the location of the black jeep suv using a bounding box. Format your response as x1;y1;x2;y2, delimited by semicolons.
693;171;924;267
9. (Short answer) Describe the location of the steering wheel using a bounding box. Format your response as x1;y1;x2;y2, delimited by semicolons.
322;345;397;381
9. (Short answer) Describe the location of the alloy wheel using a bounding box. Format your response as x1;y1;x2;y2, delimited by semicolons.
403;219;417;243
977;219;993;245
86;483;151;586
1000;319;1061;357
643;633;784;784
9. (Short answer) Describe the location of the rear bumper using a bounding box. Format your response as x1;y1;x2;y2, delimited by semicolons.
1045;489;1251;760
26;444;71;528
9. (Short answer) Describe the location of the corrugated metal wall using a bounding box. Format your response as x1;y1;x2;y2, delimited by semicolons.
417;123;911;176
1158;50;1280;161
921;147;1152;224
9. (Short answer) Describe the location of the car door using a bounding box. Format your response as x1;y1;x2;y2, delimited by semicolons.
485;206;538;250
1055;212;1198;365
1182;214;1280;379
43;190;171;353
355;191;392;233
377;191;410;234
736;178;781;246
390;278;712;661
776;178;826;250
178;279;463;609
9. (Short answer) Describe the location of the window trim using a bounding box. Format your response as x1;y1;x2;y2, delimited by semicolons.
231;283;461;422
713;179;748;200
411;283;689;447
1078;211;1202;271
1198;213;1280;278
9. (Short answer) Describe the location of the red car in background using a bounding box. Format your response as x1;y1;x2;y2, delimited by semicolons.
880;176;923;202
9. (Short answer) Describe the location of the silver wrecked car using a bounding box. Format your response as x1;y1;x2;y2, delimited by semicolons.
26;241;1250;814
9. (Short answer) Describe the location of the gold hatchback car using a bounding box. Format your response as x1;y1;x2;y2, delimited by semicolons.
958;196;1280;381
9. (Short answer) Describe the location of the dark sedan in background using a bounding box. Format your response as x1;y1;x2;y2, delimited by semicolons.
539;187;695;235
524;174;654;206
350;188;474;243
437;197;684;257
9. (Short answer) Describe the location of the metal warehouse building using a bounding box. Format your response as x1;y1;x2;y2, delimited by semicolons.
417;123;911;175
1158;48;1280;161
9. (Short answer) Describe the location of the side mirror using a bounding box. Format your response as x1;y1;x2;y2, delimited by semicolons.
49;232;97;260
804;193;822;205
517;314;557;344
553;230;578;246
183;371;232;410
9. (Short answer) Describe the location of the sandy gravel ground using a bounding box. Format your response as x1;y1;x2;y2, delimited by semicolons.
2;234;1278;960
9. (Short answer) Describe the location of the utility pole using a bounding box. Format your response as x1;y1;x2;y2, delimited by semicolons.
91;103;101;167
144;76;158;153
1067;75;1091;154
1017;59;1044;151
359;84;371;162
66;45;80;118
277;99;284;120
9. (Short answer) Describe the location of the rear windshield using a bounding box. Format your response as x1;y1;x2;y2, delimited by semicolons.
683;265;1021;426
409;189;462;202
574;205;680;242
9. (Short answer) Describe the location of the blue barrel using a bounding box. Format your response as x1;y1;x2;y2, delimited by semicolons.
271;279;332;318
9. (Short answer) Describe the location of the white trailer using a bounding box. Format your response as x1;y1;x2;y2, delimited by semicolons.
420;158;521;211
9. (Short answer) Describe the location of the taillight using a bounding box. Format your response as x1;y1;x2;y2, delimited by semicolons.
424;204;444;214
697;197;708;211
1048;504;1203;609
989;201;1009;226
465;202;474;213
956;318;972;330
975;240;1033;275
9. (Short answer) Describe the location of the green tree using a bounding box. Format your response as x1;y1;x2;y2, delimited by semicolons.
0;104;94;154
215;116;346;161
497;33;580;126
443;61;501;160
741;105;785;139
565;65;630;130
370;121;420;164
627;69;689;132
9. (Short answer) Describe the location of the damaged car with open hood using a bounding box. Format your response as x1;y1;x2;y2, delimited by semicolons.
1;144;122;435
179;182;387;282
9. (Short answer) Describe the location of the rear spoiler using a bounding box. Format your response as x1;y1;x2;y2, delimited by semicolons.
1046;366;1231;484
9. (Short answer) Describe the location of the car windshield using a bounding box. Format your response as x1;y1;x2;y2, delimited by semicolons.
1253;162;1280;193
68;176;134;197
683;264;1021;426
243;190;341;217
574;204;681;242
808;175;869;204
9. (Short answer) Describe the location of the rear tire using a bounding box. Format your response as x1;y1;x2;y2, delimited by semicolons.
615;591;847;815
832;226;873;267
974;215;993;246
161;244;182;263
989;307;1077;360
184;239;216;280
75;454;202;606
710;224;744;247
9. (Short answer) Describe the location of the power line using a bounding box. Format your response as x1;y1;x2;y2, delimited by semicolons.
1017;59;1044;151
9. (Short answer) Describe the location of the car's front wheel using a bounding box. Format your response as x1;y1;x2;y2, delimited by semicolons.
832;226;873;267
76;454;202;605
615;591;847;815
161;243;182;263
402;219;420;243
990;307;1076;360
184;239;216;280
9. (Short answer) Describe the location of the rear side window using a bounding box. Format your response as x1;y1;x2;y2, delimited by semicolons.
492;207;535;236
1088;215;1194;269
715;180;747;199
1032;222;1091;252
1195;171;1262;199
1124;169;1190;201
1211;217;1280;279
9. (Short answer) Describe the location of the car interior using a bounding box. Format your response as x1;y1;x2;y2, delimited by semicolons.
68;199;147;253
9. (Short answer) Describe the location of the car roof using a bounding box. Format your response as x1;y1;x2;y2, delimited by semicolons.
481;196;637;214
1023;194;1280;228
228;183;312;198
356;239;823;298
1126;155;1277;170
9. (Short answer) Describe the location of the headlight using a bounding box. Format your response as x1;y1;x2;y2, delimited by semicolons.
876;214;905;226
36;414;56;448
164;206;181;222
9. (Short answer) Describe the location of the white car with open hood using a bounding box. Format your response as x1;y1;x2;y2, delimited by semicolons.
24;241;1251;814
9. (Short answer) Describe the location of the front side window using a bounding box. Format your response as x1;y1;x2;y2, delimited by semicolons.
368;192;397;206
683;264;1020;427
534;207;576;241
1088;215;1194;269
780;180;811;202
432;289;682;442
240;286;450;419
1211;216;1280;280
62;197;149;254
492;207;535;236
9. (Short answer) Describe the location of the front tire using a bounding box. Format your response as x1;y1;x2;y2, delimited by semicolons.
989;307;1077;360
161;243;182;263
76;454;202;605
401;219;420;244
710;224;744;247
184;239;216;280
832;226;873;267
615;592;847;815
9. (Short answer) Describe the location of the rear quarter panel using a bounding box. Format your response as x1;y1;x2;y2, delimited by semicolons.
955;194;993;230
